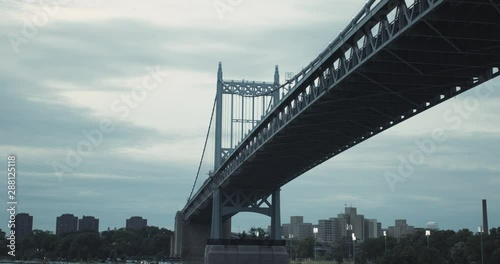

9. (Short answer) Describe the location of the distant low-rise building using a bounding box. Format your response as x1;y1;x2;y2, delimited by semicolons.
126;216;147;230
387;219;415;238
277;216;313;240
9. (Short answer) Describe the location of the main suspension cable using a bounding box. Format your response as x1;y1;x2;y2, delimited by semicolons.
186;96;217;205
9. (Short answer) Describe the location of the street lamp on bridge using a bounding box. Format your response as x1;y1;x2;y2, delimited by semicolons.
346;224;353;261
313;227;318;263
478;226;484;264
383;231;387;253
425;230;431;248
352;233;357;263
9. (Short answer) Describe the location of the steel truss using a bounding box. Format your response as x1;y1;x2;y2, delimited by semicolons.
221;80;278;97
210;188;282;239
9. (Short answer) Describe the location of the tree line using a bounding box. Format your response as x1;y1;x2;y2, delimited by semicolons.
3;226;500;263
287;227;500;264
0;226;173;261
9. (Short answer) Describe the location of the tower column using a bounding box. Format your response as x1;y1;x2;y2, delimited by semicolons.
273;65;280;105
215;62;223;170
211;187;222;239
271;188;282;240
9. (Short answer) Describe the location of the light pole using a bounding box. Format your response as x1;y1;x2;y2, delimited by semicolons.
346;224;353;261
425;230;431;248
313;227;318;263
256;231;260;240
478;226;484;264
383;231;387;253
289;234;294;261
352;233;357;263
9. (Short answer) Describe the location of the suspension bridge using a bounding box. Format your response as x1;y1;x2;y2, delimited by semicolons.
170;0;500;263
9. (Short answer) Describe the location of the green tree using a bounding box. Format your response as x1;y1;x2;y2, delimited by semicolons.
239;230;248;239
331;236;349;262
248;227;267;239
449;241;470;264
360;236;384;260
490;248;500;264
296;237;315;259
400;245;417;264
417;247;446;264
0;229;8;257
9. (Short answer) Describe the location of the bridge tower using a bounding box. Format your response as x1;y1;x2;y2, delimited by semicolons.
173;63;288;264
214;62;280;170
206;63;287;263
211;62;283;241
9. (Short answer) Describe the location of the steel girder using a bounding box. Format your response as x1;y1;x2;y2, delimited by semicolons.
221;80;278;97
220;190;273;216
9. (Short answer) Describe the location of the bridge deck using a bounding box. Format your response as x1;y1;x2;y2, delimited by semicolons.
184;0;500;222
236;0;500;188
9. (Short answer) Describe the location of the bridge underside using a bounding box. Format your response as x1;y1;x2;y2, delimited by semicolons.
176;1;500;263
184;0;500;224
226;0;500;192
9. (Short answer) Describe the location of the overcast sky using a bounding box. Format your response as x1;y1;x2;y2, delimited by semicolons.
1;0;499;234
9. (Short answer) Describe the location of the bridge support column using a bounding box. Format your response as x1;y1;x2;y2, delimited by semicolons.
172;211;215;263
171;211;183;258
211;187;222;239
205;188;288;264
271;188;282;240
214;62;223;169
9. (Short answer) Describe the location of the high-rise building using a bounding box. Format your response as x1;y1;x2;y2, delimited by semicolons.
298;223;313;239
15;213;33;238
282;224;290;238
387;219;415;238
78;216;99;232
279;216;313;240
56;214;78;236
126;216;147;230
332;216;346;242
318;219;333;243
290;216;303;225
331;207;365;242
364;219;379;239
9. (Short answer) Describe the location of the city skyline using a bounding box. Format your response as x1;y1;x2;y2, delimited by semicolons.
1;0;499;235
10;213;150;233
11;202;493;235
276;207;421;243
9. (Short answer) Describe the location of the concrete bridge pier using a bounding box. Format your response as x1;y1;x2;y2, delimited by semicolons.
205;188;289;264
171;211;231;264
205;242;289;264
